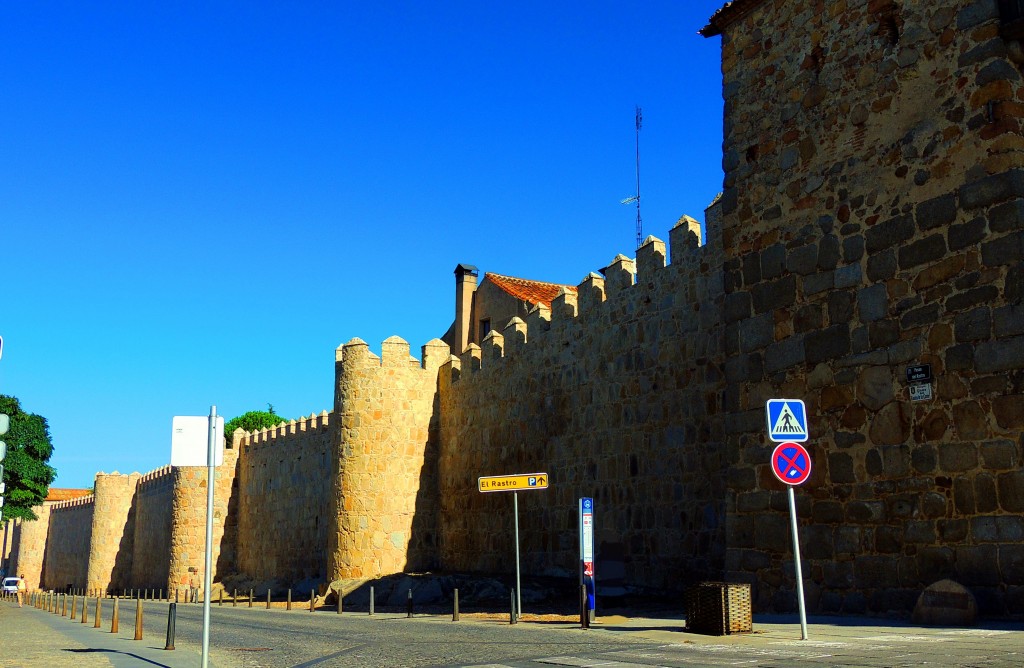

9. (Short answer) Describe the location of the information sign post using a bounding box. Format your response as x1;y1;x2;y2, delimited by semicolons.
170;408;224;668
579;498;595;622
770;441;812;641
479;473;548;620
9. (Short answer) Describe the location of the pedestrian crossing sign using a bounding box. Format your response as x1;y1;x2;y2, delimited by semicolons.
766;399;808;442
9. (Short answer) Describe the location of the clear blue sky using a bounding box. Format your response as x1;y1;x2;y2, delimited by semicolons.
1;1;726;489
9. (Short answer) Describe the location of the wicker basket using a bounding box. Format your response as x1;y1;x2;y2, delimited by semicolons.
686;582;752;635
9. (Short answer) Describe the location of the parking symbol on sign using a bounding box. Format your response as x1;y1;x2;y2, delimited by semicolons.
528;477;537;486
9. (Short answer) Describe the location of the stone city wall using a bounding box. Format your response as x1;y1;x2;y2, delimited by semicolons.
87;472;140;593
712;0;1024;614
325;336;450;581
42;496;93;591
166;447;239;596
438;213;727;589
9;507;53;591
235;413;332;584
130;466;174;590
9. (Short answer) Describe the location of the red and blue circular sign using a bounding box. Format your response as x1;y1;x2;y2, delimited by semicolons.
771;442;812;486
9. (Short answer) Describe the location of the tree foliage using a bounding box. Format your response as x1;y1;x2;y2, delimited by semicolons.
1;395;57;521
224;406;288;444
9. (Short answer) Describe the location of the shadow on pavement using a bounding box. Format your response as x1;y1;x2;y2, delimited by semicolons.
65;647;173;668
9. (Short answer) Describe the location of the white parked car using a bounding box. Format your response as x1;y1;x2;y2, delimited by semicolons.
2;577;22;593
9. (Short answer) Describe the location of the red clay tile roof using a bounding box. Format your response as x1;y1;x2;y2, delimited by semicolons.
700;0;766;37
46;488;93;502
485;273;578;308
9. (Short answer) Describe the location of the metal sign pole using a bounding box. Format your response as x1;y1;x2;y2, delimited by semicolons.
787;486;808;640
513;491;521;620
201;405;217;668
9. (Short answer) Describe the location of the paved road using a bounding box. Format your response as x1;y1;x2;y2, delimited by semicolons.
4;596;1024;667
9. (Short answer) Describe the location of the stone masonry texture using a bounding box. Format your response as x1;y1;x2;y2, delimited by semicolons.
7;0;1024;618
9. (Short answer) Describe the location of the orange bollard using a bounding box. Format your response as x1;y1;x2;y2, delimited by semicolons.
134;598;143;640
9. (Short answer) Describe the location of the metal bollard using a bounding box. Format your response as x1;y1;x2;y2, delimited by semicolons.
233;589;237;607
453;588;459;622
164;603;176;651
62;594;68;617
287;588;292;611
249;589;253;608
510;589;517;624
81;596;89;624
580;585;589;629
111;598;120;633
134;598;143;641
369;586;374;616
267;589;271;609
310;591;315;612
175;588;179;604
219;589;223;606
407;588;413;618
71;594;77;620
337;589;342;615
94;596;102;628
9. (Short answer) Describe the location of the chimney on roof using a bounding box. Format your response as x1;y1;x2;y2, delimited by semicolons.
454;264;479;355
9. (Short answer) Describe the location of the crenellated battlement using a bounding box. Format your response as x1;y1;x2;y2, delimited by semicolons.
50;494;96;511
335;336;451;374
443;210;720;382
236;411;331;450
137;465;173;488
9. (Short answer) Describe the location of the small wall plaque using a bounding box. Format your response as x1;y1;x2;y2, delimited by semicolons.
906;364;933;383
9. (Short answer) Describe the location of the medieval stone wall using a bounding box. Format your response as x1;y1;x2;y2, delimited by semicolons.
325;336;450;581
166;448;239;596
714;0;1024;615
130;466;174;590
42;497;93;590
437;215;727;589
10;506;53;590
235;413;332;584
86;472;140;592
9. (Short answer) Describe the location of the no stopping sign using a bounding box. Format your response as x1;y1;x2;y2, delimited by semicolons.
771;442;812;486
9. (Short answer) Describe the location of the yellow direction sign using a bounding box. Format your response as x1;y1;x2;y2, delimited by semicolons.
478;472;549;493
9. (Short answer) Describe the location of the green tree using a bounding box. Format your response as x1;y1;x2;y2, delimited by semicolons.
223;406;288;444
1;395;57;521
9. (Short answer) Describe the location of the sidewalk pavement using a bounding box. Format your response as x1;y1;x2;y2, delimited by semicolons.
0;600;208;668
2;596;1022;667
584;611;1024;666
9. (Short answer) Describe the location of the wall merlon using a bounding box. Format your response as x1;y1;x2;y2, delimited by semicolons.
551;287;578;321
603;254;636;297
482;329;504;362
444;354;462;384
502;317;527;355
526;303;551;338
460;343;482;373
422;338;451;372
636;235;667;278
669;214;705;265
382;335;411;367
578;272;606;313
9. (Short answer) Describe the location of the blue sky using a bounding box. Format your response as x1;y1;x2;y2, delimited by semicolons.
1;1;726;489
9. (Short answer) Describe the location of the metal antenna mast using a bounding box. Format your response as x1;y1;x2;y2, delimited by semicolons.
621;106;643;249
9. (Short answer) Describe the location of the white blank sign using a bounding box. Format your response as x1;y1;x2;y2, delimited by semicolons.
170;415;224;466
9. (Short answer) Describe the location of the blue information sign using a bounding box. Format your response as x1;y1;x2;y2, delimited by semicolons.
766;399;808;442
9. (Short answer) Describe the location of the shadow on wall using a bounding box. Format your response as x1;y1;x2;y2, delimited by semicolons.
108;495;137;592
405;385;442;572
215;455;242;581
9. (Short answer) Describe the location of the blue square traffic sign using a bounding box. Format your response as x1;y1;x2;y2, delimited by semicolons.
766;399;808;442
